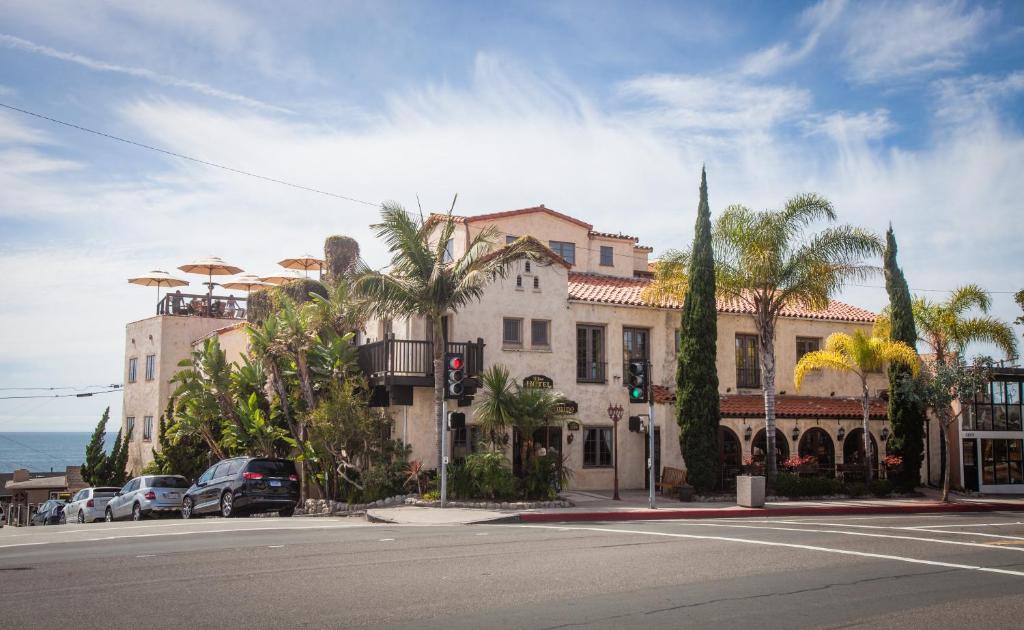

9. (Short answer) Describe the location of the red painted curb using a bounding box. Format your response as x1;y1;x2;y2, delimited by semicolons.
518;502;1024;523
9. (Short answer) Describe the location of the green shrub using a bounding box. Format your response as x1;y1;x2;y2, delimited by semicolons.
421;489;440;501
464;452;517;500
845;482;868;497
869;479;893;497
774;473;841;498
519;454;560;501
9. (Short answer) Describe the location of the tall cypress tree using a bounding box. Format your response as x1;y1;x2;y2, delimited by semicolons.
81;407;109;486
883;226;925;489
677;166;721;492
99;426;132;486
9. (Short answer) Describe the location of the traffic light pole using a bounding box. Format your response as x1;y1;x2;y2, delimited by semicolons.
440;398;448;508
648;392;656;510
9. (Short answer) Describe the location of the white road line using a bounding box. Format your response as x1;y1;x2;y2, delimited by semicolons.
518;525;1024;577
0;519;348;538
765;520;1024;541
907;522;1024;530
0;524;357;550
378;538;395;542
267;545;284;548
135;554;155;558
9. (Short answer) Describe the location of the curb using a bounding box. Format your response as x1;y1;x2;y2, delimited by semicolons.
516;501;1024;523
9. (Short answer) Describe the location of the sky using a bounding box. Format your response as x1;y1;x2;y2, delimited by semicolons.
0;0;1022;432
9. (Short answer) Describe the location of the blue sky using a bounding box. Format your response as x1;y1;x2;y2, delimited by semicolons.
0;0;1022;432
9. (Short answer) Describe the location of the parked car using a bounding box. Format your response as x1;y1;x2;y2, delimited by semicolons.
105;475;189;521
182;457;299;519
64;486;121;524
30;499;66;526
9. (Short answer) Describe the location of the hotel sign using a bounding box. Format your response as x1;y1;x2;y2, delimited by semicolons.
554;399;578;415
523;374;554;389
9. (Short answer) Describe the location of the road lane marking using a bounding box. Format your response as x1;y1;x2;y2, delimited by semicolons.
378;538;395;542
267;545;284;548
907;521;1024;530
765;520;1024;541
0;524;361;550
518;524;1024;577
135;554;155;558
0;518;355;538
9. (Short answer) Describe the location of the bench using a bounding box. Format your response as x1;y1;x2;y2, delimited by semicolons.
655;466;687;495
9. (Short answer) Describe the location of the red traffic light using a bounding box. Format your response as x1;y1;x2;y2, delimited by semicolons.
448;356;463;370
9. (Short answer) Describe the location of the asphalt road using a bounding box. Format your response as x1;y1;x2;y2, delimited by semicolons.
2;512;1024;629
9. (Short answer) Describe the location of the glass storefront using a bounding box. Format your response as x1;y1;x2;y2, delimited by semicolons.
980;439;1024;486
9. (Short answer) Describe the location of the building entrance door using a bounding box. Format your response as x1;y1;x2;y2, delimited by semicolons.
963;438;979;491
644;428;661;490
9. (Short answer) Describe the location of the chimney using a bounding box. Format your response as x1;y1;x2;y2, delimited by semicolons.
13;468;29;482
65;466;84;488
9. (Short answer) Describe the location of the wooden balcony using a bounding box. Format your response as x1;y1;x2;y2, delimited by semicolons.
358;334;485;389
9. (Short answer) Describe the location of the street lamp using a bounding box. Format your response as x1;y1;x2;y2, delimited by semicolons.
607;403;624;501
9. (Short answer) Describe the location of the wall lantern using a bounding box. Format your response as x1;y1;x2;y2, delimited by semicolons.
836;426;846;442
744;425;752;442
566;433;574;445
881;426;890;441
791;426;800;442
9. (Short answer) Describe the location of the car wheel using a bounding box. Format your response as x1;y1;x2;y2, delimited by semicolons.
77;510;85;524
105;508;113;522
181;497;195;520
132;503;144;521
220;491;234;518
278;507;295;518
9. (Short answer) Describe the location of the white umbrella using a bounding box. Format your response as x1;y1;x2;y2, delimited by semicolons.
128;269;189;303
278;253;324;278
178;256;244;294
259;269;307;285
221;274;273;292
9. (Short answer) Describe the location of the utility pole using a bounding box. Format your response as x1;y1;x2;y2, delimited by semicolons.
648;377;656;509
440;398;448;508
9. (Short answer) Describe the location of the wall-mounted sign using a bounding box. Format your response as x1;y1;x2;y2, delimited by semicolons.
554;399;579;415
567;421;581;431
523;374;553;389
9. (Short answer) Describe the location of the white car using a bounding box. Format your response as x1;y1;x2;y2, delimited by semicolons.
65;487;121;523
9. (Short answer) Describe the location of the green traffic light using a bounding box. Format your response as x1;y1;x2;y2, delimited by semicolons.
631;387;642;399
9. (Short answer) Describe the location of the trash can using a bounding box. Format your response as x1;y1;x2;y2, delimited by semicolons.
737;475;765;508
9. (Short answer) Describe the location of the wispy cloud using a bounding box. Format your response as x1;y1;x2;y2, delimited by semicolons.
0;34;292;113
740;0;847;76
843;1;992;83
933;71;1024;126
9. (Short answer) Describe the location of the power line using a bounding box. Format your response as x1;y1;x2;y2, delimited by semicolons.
851;284;1018;295
0;389;123;401
0;101;381;208
0;384;122;392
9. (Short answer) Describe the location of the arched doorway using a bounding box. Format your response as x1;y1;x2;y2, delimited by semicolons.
720;427;741;469
843;428;878;469
752;428;789;464
798;427;835;474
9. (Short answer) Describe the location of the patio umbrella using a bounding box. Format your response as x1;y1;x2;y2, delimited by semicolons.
221;274;273;292
259;269;307;285
128;269;189;303
178;256;244;294
278;253;324;278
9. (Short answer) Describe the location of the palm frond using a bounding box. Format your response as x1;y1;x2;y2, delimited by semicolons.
794;349;854;390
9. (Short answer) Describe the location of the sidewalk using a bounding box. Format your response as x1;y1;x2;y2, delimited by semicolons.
365;488;1024;526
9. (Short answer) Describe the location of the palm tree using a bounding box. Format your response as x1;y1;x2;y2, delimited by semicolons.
647;195;881;483
795;330;919;482
356;202;549;473
912;285;1017;499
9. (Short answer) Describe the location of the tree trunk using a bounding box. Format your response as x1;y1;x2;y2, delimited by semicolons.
294;352;316;504
431;315;446;471
940;415;953;502
861;379;874;483
758;318;778;486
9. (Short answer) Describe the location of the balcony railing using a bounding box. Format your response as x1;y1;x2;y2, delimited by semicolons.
736;366;761;389
157;292;248;320
577;361;607;384
358;334;485;387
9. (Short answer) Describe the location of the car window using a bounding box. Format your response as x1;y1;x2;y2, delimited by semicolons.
150;476;189;488
211;463;229;478
246;459;297;476
226;460;245;476
197;467;215;485
71;491;83;502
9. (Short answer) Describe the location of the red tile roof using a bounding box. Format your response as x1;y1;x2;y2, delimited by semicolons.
477;236;572;269
589;230;639;242
429;205;593;230
651;387;887;419
568;272;876;322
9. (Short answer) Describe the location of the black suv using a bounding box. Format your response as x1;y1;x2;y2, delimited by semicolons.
181;457;299;518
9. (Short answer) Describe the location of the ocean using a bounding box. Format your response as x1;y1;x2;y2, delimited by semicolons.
0;432;114;473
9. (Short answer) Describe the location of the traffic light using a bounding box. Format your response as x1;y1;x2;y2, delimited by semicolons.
445;352;465;399
448;411;466;430
628;415;642;432
628;360;648;403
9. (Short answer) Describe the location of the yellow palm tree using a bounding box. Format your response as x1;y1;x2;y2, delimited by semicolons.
794;330;919;482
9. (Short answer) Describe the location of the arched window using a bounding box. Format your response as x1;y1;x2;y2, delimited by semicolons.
798;427;835;472
752;428;789;463
843;428;878;468
533;276;540;289
516;275;522;288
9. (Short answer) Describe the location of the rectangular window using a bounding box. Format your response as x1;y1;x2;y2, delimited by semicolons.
502;317;523;346
583;427;613;467
735;334;761;388
674;329;681;354
443;239;454;263
577;325;605;383
599;245;614;266
143;416;153;441
622;327;649;385
145;354;156;381
548;240;576;265
127;358;137;383
531;319;550;348
506;235;518;244
981;439;1024;485
796;337;820;361
126;416;136;438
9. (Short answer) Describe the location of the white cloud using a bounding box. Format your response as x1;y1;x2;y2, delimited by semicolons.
932;71;1024;126
843;1;992;83
1;54;1023;430
740;0;847;76
0;34;291;113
